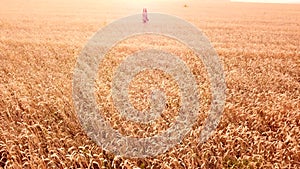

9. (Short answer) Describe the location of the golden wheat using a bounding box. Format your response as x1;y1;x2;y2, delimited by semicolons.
0;0;299;168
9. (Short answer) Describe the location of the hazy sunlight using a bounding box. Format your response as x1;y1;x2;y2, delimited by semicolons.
231;0;300;3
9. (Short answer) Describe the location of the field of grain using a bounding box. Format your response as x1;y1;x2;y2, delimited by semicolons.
0;0;299;168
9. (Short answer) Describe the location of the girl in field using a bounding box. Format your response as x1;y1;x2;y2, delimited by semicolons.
142;8;149;23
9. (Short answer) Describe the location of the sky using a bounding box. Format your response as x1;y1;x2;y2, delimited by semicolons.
231;0;300;3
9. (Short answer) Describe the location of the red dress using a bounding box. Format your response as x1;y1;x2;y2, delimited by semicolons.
142;8;149;23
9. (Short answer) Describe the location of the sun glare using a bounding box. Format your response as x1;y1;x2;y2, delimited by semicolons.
231;0;300;3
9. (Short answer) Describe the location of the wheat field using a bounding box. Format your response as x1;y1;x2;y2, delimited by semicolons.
0;0;299;168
